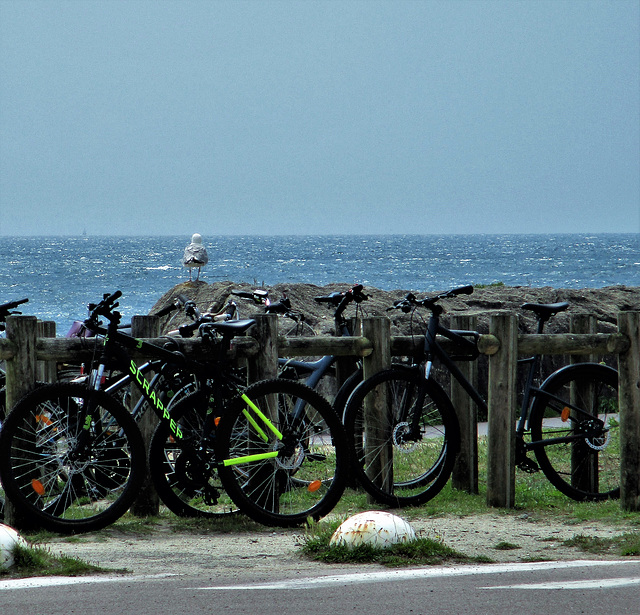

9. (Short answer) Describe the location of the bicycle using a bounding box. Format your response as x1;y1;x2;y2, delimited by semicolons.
343;285;619;507
278;284;369;419
0;291;348;532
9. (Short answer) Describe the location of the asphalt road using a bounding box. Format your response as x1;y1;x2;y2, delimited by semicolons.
1;559;639;614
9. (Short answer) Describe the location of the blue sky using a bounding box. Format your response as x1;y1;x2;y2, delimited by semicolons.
1;0;638;236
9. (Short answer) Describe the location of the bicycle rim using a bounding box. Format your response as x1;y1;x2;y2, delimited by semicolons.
344;367;459;507
0;383;145;533
149;391;238;517
216;379;347;527
530;364;619;501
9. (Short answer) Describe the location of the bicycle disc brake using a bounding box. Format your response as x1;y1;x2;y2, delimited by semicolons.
393;422;418;453
582;419;611;451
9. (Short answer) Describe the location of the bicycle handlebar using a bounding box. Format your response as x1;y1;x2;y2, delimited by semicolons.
231;289;269;304
314;284;369;318
87;291;123;324
0;298;29;320
387;285;474;313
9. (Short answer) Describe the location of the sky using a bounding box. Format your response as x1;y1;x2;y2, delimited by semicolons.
0;0;638;237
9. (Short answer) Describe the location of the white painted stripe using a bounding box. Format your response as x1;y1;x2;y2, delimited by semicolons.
482;577;640;590
191;560;638;590
0;573;176;591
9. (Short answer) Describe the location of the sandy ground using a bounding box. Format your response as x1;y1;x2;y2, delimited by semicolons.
38;512;639;579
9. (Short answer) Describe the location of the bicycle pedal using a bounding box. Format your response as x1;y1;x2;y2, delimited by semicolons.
305;453;327;462
517;457;539;474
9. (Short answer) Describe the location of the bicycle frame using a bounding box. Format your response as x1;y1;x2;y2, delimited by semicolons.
417;300;608;457
84;296;305;470
278;285;366;408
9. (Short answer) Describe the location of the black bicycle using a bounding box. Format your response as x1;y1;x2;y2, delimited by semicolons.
0;291;348;532
343;285;619;507
278;284;369;419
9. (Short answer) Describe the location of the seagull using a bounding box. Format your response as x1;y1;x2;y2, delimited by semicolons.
182;233;209;281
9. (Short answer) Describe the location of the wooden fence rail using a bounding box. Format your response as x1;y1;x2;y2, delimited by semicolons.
1;310;639;513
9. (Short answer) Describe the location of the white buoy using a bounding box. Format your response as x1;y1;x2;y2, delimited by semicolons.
330;511;417;549
0;523;28;569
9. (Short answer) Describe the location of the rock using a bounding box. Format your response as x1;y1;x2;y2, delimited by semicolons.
150;282;637;422
150;281;640;339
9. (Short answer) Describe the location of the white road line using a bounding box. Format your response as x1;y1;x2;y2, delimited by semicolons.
0;573;176;591
481;577;640;590
191;560;639;590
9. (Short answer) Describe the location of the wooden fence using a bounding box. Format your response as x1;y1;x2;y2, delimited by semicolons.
1;310;639;514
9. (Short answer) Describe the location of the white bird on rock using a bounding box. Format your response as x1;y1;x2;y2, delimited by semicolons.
183;233;209;281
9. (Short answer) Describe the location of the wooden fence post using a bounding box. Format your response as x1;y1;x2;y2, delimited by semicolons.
451;314;479;494
249;313;278;382
486;313;518;508
245;313;279;511
36;320;57;383
4;315;38;529
569;313;599;493
131;314;161;517
361;316;392;501
618;311;640;511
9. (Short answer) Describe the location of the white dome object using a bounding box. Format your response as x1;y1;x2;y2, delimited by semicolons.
0;523;28;569
330;511;417;550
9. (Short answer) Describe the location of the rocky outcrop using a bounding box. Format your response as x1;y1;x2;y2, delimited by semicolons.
150;281;639;338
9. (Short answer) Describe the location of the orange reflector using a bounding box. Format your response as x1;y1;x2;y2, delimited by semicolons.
36;414;53;426
307;480;322;493
31;479;45;496
214;417;221;427
561;407;571;422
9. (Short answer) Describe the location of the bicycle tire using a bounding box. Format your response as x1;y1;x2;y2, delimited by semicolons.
333;367;363;421
216;379;348;527
0;382;145;533
343;366;460;507
149;390;239;517
529;363;619;501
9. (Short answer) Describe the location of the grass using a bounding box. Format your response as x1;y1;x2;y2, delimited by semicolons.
1;542;114;579
562;533;640;556
299;518;492;566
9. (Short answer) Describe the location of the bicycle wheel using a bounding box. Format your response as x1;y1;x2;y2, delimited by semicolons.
216;379;348;527
333;367;363;421
529;363;619;501
149;390;238;517
0;383;145;533
343;366;460;507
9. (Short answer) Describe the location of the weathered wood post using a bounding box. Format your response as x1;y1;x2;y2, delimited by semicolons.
4;315;38;528
36;320;57;383
618;311;640;511
249;313;278;382
451;314;479;494
569;314;598;494
246;313;279;511
131;314;161;516
486;312;518;508
361;316;391;501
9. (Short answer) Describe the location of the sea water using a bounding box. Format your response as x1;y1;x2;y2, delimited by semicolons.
0;234;637;333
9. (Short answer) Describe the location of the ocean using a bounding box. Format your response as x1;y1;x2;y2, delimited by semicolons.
0;234;638;334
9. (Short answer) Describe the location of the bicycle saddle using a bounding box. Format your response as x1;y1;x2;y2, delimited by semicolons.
203;318;256;335
521;302;569;320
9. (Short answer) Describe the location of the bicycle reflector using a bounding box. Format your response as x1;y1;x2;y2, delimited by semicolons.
307;480;322;493
561;407;571;422
31;479;46;497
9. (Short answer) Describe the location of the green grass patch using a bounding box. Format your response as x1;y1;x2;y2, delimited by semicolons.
1;543;114;578
494;541;521;551
562;532;640;556
299;519;492;566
